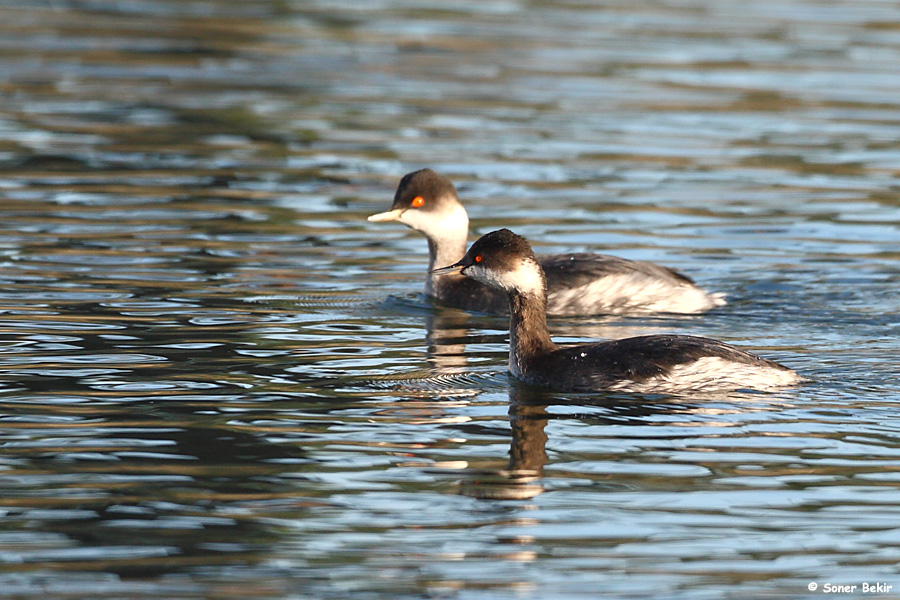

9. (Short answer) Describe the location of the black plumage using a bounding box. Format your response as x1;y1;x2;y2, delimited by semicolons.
433;228;798;393
521;334;794;392
370;169;725;316
433;253;699;315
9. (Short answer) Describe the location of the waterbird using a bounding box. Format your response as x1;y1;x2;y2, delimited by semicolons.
431;228;800;393
368;168;725;316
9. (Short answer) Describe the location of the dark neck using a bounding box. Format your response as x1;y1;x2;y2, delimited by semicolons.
426;236;468;297
507;291;556;376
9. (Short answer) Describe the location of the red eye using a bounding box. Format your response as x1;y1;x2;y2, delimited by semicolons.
474;255;482;263
411;196;425;207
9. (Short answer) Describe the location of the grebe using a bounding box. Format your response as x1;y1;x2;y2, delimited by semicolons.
368;169;725;316
432;229;800;393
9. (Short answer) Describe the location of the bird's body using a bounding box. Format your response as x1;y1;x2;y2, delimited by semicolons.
433;228;800;394
369;169;725;316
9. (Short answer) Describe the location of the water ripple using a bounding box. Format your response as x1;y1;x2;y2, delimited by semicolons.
0;0;898;598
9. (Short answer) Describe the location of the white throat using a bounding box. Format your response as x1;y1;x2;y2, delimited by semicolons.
403;202;470;270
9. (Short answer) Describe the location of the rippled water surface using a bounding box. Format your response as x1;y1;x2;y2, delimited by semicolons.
1;1;899;598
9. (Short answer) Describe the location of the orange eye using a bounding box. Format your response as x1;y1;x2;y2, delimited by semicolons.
411;196;425;207
474;255;483;263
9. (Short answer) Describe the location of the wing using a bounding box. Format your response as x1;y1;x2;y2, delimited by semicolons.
536;335;789;391
539;253;695;289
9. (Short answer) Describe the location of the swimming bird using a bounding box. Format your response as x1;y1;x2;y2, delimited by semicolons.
431;228;799;393
368;168;725;316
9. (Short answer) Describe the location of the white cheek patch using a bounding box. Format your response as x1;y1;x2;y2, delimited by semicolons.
467;259;543;295
463;264;490;285
441;204;469;234
398;209;431;232
508;259;544;296
399;202;469;242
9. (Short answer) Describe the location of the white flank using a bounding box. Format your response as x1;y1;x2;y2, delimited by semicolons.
548;272;725;315
605;356;802;394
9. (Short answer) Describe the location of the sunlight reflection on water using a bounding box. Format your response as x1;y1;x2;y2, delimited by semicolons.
0;0;899;598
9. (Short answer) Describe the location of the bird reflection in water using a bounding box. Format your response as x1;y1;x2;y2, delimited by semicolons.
423;310;655;501
459;387;551;501
424;311;473;373
421;308;729;501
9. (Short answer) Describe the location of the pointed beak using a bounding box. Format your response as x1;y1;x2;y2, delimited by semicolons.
430;260;465;276
367;208;404;222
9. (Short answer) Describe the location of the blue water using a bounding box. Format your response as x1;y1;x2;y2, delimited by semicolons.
0;1;899;598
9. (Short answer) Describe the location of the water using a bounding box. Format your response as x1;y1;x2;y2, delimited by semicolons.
1;0;899;598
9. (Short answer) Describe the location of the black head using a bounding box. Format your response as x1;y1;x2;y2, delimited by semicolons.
391;168;459;213
466;228;537;267
368;169;468;237
432;228;545;295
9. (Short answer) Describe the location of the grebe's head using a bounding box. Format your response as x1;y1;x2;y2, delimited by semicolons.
368;169;469;240
432;229;545;296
